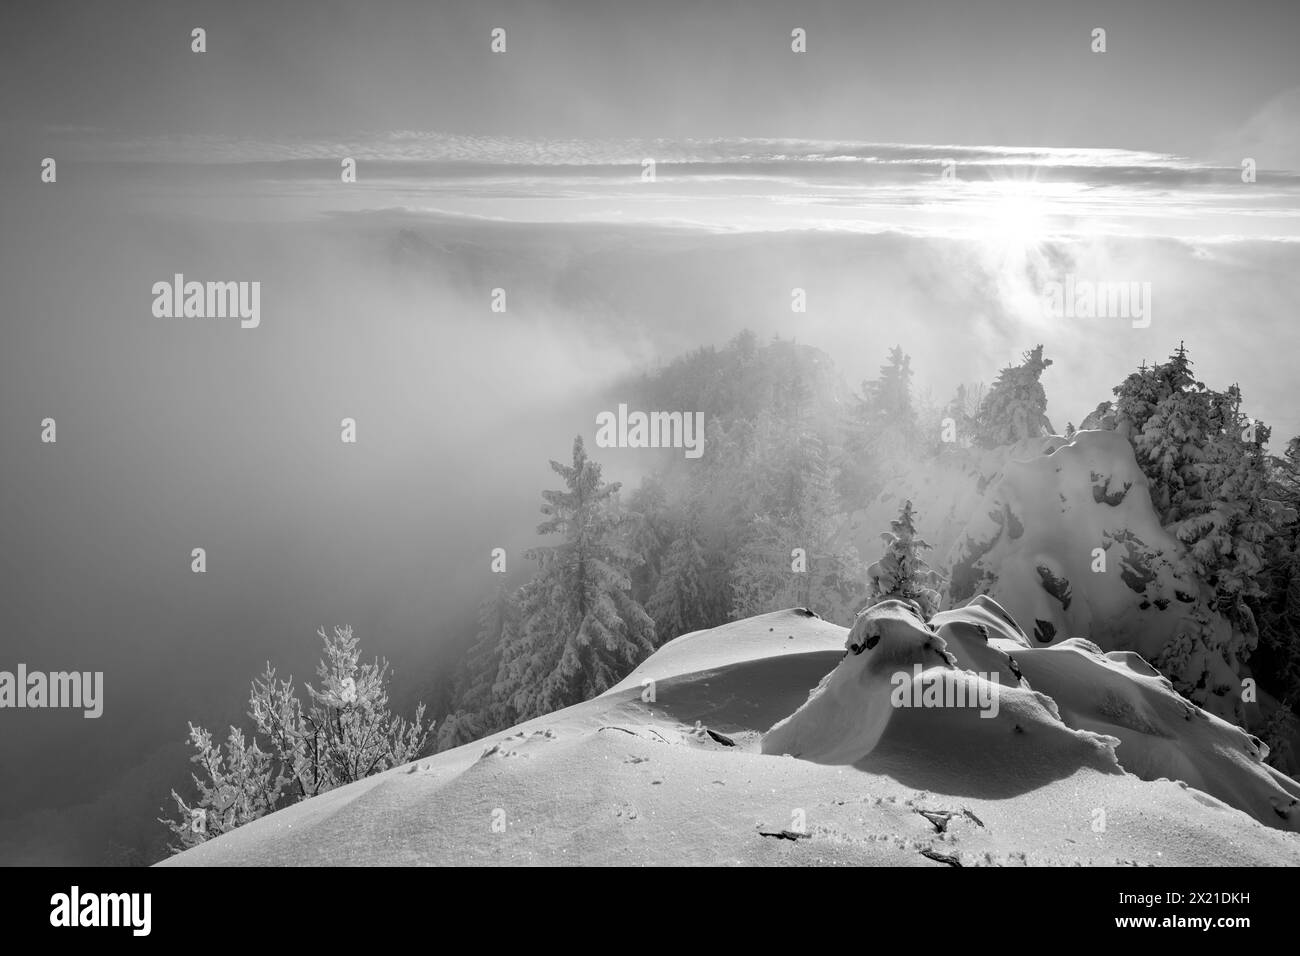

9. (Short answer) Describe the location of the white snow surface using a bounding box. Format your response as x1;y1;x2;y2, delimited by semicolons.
165;602;1300;867
766;597;1300;834
855;431;1252;718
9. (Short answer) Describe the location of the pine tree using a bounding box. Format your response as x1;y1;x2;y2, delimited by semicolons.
729;514;804;618
1105;345;1282;709
1112;357;1164;441
941;382;982;448
866;346;915;421
626;475;671;607
974;345;1054;447
1079;400;1116;432
492;437;656;722
840;346;919;501
731;388;865;623
1249;435;1300;741
437;586;518;750
647;526;710;641
865;500;945;620
1179;389;1272;620
1113;346;1273;626
1131;344;1214;521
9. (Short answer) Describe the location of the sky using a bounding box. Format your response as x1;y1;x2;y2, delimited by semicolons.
4;0;1300;158
0;0;1297;864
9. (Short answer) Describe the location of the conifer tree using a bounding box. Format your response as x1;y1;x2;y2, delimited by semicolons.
941;382;982;447
865;500;945;620
731;387;865;623
1130;343;1214;521
1178;387;1272;621
866;345;915;422
1105;344;1283;708
493;437;655;721
1112;357;1164;441
840;346;919;501
1112;346;1273;628
1250;436;1300;764
437;586;518;750
974;345;1054;447
647;525;710;641
626;475;671;607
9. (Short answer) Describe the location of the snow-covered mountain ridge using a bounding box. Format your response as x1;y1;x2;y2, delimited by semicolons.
165;602;1300;866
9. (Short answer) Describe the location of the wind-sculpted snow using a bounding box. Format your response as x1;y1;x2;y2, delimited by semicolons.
761;599;1127;788
763;597;1300;832
1001;641;1300;832
164;606;1300;866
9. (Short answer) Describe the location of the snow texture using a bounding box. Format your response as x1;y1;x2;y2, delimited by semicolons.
165;603;1300;866
860;430;1250;719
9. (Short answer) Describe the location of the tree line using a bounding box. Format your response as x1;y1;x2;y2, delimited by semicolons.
163;332;1300;851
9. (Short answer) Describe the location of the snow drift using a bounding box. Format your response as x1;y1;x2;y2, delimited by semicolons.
165;605;1300;867
760;600;1121;787
764;597;1299;832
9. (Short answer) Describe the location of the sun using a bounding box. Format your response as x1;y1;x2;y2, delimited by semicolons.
969;174;1060;322
981;181;1050;257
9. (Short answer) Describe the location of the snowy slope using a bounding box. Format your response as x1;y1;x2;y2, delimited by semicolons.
164;605;1300;867
945;430;1247;716
767;597;1299;832
853;431;1252;719
847;437;1062;565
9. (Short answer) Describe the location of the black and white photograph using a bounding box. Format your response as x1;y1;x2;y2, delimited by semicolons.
1;0;1298;930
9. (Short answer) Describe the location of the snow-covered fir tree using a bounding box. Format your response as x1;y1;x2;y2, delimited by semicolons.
941;382;983;448
437;586;518;750
1079;399;1116;432
1112;357;1166;441
1252;436;1300;768
1180;384;1273;618
866;345;915;421
1097;344;1290;726
647;524;710;640
625;475;670;604
492;437;655;722
1129;344;1215;522
865;500;945;620
732;375;865;623
974;345;1055;447
1111;345;1274;631
840;346;920;501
